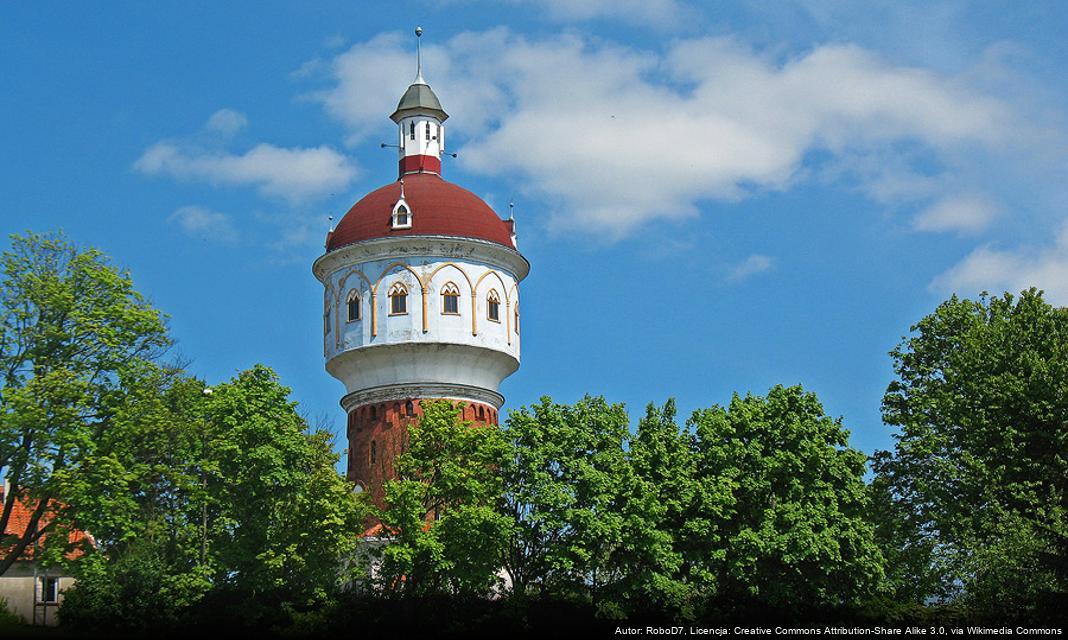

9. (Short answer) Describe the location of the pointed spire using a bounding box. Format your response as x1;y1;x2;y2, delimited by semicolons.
414;26;424;84
391;25;448;123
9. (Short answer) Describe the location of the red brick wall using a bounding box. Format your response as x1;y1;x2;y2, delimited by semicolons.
347;398;499;508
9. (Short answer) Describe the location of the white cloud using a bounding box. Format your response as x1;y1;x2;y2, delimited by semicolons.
135;141;356;202
204;108;248;136
913;193;999;234
307;30;1018;238
930;221;1068;305
167;205;238;242
728;254;774;282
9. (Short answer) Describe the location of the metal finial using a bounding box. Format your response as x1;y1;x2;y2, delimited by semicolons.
414;26;424;83
508;200;515;221
399;178;405;199
328;215;334;232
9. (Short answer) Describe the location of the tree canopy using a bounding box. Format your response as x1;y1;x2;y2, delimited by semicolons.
0;231;169;574
873;289;1068;612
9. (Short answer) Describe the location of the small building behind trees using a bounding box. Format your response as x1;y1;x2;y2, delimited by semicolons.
0;486;92;625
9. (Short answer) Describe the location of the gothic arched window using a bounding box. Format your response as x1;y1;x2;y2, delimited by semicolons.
392;204;410;228
346;289;361;322
487;289;501;323
405;400;415;417
370;441;377;465
409;121;416;140
389;282;408;315
323;296;331;335
441;282;460;315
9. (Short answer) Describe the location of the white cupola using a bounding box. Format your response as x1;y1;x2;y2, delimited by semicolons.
391;27;448;177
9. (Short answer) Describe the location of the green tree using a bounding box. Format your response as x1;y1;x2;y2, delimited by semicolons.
873;289;1068;611
61;364;369;630
198;365;368;613
500;395;636;612
614;399;704;616
0;231;169;574
56;363;212;630
689;385;884;609
377;399;511;597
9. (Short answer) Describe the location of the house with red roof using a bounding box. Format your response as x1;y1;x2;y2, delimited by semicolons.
0;485;91;626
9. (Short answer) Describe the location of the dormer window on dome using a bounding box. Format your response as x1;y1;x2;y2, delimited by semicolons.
392;181;413;229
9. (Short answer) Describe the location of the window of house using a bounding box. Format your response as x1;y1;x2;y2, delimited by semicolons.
370;441;377;464
487;290;501;322
441;282;460;315
370;405;377;420
406;400;415;417
389;282;408;315
393;204;409;228
346;290;360;322
410;121;416;140
41;577;58;603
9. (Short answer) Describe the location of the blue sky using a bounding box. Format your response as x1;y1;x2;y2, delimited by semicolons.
4;1;1067;459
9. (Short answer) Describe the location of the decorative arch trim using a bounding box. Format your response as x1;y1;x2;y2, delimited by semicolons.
472;269;511;337
373;262;426;335
334;267;372;346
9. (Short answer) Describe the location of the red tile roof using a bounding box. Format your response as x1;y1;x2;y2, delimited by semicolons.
0;489;91;561
327;172;516;251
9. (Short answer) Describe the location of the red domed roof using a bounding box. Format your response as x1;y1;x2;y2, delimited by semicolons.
327;173;515;251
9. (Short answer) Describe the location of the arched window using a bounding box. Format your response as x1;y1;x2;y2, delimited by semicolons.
441;282;460;315
487;289;501;323
346;289;361;322
393;204;410;228
405;400;415;417
478;406;485;420
389;282;408;315
370;441;377;464
409;121;415;140
370;405;377;420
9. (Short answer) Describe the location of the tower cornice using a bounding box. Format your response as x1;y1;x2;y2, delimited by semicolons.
340;382;505;412
313;234;530;283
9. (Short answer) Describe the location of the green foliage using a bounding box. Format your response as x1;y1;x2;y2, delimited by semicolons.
688;385;884;609
0;596;22;626
0;231;170;571
60;365;369;630
201;365;367;608
59;542;211;631
608;399;701;616
493;389;882;616
873;289;1068;610
501;395;635;611
377;399;511;597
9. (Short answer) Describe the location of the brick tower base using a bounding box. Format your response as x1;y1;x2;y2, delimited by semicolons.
346;397;500;508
